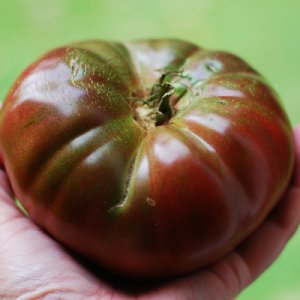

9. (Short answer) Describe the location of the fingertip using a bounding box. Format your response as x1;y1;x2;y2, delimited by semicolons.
293;125;300;150
294;124;300;133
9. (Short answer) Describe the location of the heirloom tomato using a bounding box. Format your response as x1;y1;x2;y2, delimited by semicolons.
0;39;294;280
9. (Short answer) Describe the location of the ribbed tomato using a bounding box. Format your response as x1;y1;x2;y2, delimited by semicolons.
0;39;294;279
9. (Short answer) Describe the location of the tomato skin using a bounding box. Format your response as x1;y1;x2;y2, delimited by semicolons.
0;39;294;279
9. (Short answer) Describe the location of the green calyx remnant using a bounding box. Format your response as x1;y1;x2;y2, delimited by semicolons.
147;81;175;126
130;68;194;130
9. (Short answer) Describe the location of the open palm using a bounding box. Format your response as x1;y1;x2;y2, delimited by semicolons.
1;126;300;300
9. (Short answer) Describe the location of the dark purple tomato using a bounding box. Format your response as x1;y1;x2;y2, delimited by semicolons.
0;39;294;280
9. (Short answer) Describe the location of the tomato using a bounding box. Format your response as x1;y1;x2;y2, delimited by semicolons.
0;39;294;280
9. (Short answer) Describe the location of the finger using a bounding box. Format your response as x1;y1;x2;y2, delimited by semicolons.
0;170;25;227
236;125;300;284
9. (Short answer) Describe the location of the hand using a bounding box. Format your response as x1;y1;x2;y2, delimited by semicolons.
1;126;299;300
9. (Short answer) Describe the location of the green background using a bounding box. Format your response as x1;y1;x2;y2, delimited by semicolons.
0;0;299;298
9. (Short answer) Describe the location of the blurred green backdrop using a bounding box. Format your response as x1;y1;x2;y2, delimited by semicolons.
0;0;299;299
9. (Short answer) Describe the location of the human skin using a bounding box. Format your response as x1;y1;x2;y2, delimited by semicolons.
0;126;299;299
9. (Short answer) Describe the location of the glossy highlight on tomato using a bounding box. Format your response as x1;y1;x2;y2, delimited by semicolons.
0;39;294;280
